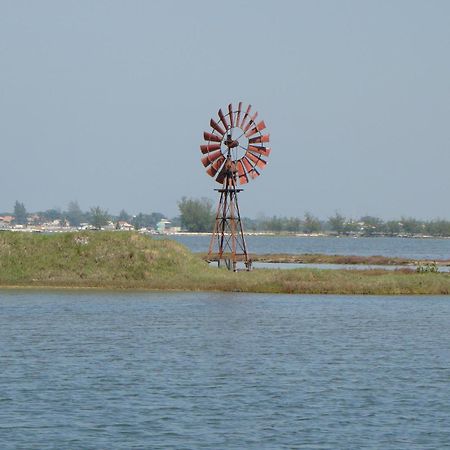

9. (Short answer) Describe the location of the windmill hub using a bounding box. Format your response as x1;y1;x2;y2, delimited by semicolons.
224;136;239;149
200;102;271;271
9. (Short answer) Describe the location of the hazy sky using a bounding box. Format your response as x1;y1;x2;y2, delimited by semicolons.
1;1;449;219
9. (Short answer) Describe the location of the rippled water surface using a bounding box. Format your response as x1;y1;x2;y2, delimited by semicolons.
164;234;450;260
1;291;450;449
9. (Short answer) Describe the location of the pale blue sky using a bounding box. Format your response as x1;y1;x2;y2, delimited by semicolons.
1;0;449;219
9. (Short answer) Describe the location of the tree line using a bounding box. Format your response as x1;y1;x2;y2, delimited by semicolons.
176;199;450;237
244;212;450;237
5;199;450;237
5;201;168;230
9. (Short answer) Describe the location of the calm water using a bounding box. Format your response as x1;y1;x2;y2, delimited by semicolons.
163;235;450;260
1;290;449;449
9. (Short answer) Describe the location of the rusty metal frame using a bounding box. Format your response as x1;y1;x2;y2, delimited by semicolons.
207;156;251;271
201;103;271;271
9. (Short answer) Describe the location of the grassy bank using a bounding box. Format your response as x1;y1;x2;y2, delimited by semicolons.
1;231;449;295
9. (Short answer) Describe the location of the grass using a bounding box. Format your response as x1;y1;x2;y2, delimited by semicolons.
0;231;205;286
1;231;450;295
200;252;450;266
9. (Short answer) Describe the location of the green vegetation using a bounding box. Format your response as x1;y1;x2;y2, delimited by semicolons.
0;231;205;288
13;201;27;225
4;200;168;231
6;198;450;236
88;206;110;229
131;212;166;230
1;231;450;295
416;261;439;273
303;212;322;234
178;197;214;232
201;252;450;267
66;201;84;227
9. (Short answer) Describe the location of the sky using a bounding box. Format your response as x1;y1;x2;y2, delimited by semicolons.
1;0;449;220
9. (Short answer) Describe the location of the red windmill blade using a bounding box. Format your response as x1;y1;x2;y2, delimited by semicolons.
201;149;223;167
203;131;222;143
228;103;234;128
200;143;221;154
206;155;225;177
218;109;229;131
236;160;249;185
215;167;227;184
210;118;226;136
242;156;254;173
249;134;270;144
247;166;260;180
248;145;271;157
243;112;258;133
245;120;266;138
245;150;267;169
235;102;242;130
239;104;252;129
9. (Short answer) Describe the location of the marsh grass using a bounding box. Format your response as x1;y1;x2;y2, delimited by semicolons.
1;231;449;295
201;252;450;266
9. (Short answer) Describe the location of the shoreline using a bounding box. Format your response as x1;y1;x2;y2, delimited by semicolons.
199;252;450;267
4;228;450;240
1;231;449;296
0;283;448;296
1;266;449;295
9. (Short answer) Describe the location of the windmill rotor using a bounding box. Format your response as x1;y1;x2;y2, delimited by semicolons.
200;103;271;186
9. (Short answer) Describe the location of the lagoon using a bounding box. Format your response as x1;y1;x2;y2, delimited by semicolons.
1;290;449;449
164;234;450;260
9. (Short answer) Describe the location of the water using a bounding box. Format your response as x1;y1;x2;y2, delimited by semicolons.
252;262;450;272
161;234;450;260
1;290;449;449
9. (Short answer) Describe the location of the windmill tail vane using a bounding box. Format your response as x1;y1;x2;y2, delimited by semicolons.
200;102;271;271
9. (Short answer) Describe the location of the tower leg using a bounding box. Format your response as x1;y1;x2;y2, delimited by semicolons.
208;177;251;271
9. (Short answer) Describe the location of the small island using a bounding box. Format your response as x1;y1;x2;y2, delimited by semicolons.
1;231;449;295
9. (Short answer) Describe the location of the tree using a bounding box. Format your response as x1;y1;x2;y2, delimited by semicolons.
303;212;322;234
118;209;131;222
169;216;181;227
178;197;214;232
39;208;63;222
360;216;384;236
131;213;148;230
88;206;109;229
285;217;302;232
328;212;346;234
343;220;360;234
66;201;84;226
425;219;450;237
241;216;259;232
261;215;284;232
131;212;166;229
385;220;402;236
13;201;27;225
401;217;423;235
148;212;165;228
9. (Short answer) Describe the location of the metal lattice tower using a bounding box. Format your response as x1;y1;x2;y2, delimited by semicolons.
200;102;271;271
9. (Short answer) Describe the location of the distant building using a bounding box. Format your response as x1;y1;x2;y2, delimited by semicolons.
103;221;116;231
117;221;134;231
27;214;41;225
156;219;171;234
0;215;14;224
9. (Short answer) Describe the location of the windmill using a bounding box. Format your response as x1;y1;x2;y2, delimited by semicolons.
200;102;271;271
